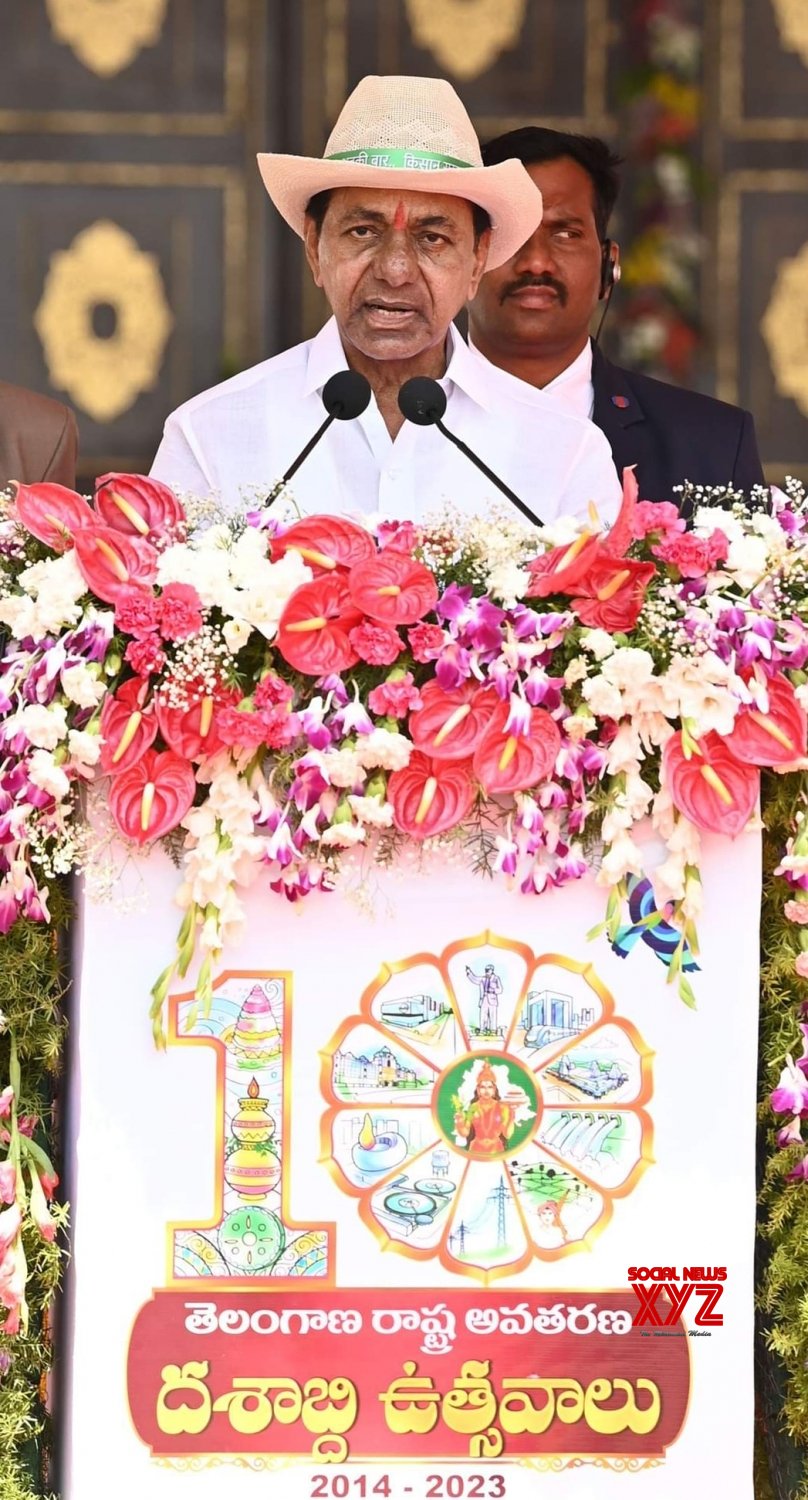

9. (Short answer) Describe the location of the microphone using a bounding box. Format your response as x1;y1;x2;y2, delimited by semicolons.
397;377;542;528
267;370;371;503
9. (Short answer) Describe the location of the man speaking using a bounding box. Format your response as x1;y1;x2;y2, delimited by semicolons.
151;76;620;524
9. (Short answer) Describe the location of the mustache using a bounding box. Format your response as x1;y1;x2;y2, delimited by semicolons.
501;274;567;306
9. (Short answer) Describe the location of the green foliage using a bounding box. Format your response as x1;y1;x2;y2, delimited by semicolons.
0;882;71;1497
758;773;808;1489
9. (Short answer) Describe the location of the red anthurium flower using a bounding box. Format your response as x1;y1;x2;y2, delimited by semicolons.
99;678;157;773
272;516;376;574
348;550;438;625
408;681;495;761
601;464;640;558
13;482;94;552
156;686;240;761
109;749;196;846
473;700;561;796
73;525;158;604
526;531;602;599
276;574;363;675
570;557;656;631
725;676;808;767
94;473;184;540
388;751;475;840
527;467;643;600
662;730;760;836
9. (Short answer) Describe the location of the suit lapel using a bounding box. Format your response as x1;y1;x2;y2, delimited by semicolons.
591;344;648;482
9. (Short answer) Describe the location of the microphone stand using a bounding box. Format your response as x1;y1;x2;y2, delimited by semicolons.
433;418;542;528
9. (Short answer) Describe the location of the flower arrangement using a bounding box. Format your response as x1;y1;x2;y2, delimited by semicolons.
1;470;807;1040
613;0;704;381
2;467;808;1485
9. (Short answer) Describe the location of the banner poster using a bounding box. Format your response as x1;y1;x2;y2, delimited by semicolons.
63;828;760;1499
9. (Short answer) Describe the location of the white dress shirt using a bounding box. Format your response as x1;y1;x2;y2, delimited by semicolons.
151;317;620;525
467;337;596;422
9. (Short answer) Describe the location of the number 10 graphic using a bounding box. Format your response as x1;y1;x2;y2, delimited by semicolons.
167;970;334;1284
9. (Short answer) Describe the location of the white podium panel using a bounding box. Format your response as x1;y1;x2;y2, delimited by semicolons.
64;831;759;1499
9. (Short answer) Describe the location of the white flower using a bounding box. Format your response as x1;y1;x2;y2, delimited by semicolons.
563;656;588;687
12;703;69;749
597;830;645;885
68;729;102;767
580;628;615;661
486;560;529;608
691;505;743;542
605;720;643;776
657;653;740;736
602;647;656;696
223;618;252;652
582;674;623;720
321;748;367;788
320;822;367;847
27;748;70;799
348;795;394;827
60;662;105;709
0;550;87;638
724;534;769;590
355;728;412;771
561;710;597;741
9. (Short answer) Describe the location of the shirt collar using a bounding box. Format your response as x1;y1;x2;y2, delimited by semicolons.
303;316;495;413
543;340;593;395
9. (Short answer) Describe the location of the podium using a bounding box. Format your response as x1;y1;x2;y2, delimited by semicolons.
62;830;760;1497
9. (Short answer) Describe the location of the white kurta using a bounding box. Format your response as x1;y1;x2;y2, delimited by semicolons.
151;318;621;526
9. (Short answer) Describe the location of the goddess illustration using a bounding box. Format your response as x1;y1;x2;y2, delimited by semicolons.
453;1060;515;1156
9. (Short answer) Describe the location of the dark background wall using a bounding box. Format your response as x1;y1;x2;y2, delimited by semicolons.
0;0;805;484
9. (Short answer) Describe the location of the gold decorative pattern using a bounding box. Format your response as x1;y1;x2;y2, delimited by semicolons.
404;0;528;80
45;0;168;78
771;0;808;69
34;220;173;423
761;241;808;418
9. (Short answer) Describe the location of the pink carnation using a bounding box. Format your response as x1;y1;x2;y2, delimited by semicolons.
796;952;808;980
254;674;294;710
368;674;423;718
407;622;446;663
159;582;204;641
378;519;421;555
125;634;167;678
651;529;729;578
114;585;161;639
785;900;808;925
631;501;685;539
259;705;299;749
216;705;268;749
349;621;403;667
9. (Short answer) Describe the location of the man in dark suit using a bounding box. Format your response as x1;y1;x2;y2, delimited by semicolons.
466;127;764;504
0;381;78;489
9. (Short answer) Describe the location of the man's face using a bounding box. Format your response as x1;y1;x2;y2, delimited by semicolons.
468;156;605;359
304;187;490;364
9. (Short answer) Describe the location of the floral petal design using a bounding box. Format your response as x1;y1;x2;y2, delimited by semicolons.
348;551;438;625
156;688;239;762
322;935;652;1279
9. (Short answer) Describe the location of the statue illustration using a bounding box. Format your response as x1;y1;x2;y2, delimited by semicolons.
465;961;503;1034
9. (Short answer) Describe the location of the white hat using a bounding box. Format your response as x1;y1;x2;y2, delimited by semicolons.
257;75;542;270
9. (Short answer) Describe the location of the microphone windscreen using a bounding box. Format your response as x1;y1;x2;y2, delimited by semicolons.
322;370;371;420
398;377;447;426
